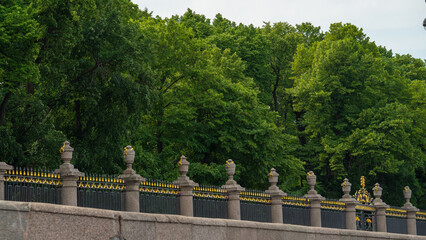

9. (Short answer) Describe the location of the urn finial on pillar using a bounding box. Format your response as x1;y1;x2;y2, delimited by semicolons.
123;145;136;175
306;171;318;194
341;178;352;198
56;141;84;206
304;171;324;227
371;183;389;232
60;141;74;164
372;183;384;204
178;155;189;177
402;186;419;235
339;178;358;230
266;168;286;223
403;186;413;208
173;155;198;217
225;159;236;184
222;159;244;220
119;145;143;212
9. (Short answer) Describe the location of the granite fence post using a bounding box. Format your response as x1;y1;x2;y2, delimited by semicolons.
265;168;286;223
0;162;13;200
55;141;84;206
222;159;244;220
119;146;144;212
173;155;198;217
304;171;325;227
372;183;389;232
402;186;418;235
339;178;358;230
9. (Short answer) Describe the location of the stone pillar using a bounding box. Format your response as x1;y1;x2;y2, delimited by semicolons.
372;183;389;232
173;155;198;217
0;162;13;200
55;141;84;206
304;171;325;227
402;186;418;235
339;178;358;230
119;146;144;212
265;168;286;223
222;159;244;220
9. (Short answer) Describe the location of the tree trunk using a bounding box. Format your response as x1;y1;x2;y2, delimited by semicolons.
156;120;163;154
0;92;12;126
272;75;280;127
294;110;306;146
75;100;82;140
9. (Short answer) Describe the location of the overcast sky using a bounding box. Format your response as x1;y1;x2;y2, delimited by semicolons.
133;0;426;60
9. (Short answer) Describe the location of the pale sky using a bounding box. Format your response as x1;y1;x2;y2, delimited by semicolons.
133;0;426;60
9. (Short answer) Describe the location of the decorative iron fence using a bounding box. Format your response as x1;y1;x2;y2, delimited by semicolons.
77;174;125;211
385;207;407;234
355;204;376;231
139;179;180;215
417;212;426;236
4;168;61;204
193;185;227;218
240;190;271;222
3;165;426;236
282;195;310;226
321;199;346;229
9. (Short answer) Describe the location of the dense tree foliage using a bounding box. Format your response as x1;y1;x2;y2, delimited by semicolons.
1;3;424;208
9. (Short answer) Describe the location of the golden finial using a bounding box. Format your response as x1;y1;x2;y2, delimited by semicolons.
404;186;408;192
342;178;347;187
60;142;65;153
307;171;311;179
178;156;183;166
268;169;273;178
360;176;365;189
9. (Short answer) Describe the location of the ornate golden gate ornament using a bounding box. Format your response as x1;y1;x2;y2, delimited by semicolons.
353;176;373;204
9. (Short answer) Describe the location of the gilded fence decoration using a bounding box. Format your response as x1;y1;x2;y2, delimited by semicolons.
140;179;179;195
321;200;346;211
139;179;180;215
240;189;271;203
78;175;125;190
193;185;227;199
77;174;125;211
282;195;310;207
1;154;426;236
4;168;62;204
5;168;61;186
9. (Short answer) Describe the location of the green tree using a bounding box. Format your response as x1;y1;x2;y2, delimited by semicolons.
290;23;425;204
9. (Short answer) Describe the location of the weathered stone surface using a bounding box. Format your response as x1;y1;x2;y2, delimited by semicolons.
25;203;119;240
0;201;28;240
1;200;426;240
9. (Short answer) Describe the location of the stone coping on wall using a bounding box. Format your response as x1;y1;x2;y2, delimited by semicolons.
0;200;425;240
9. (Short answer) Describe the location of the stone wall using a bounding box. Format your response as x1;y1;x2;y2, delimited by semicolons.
1;200;425;240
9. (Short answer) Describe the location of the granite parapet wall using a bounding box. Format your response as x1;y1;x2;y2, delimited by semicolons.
0;200;424;240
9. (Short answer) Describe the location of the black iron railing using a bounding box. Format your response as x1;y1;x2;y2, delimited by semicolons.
4;168;61;204
77;174;125;211
282;195;310;226
321;199;346;229
416;211;426;236
139;179;180;215
3;167;426;236
240;189;271;222
385;207;407;234
193;185;228;218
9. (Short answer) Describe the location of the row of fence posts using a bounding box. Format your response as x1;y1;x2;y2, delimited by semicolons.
0;141;421;235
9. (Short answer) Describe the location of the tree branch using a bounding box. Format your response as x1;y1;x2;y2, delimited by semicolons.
163;76;185;94
0;91;12;126
71;61;99;85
